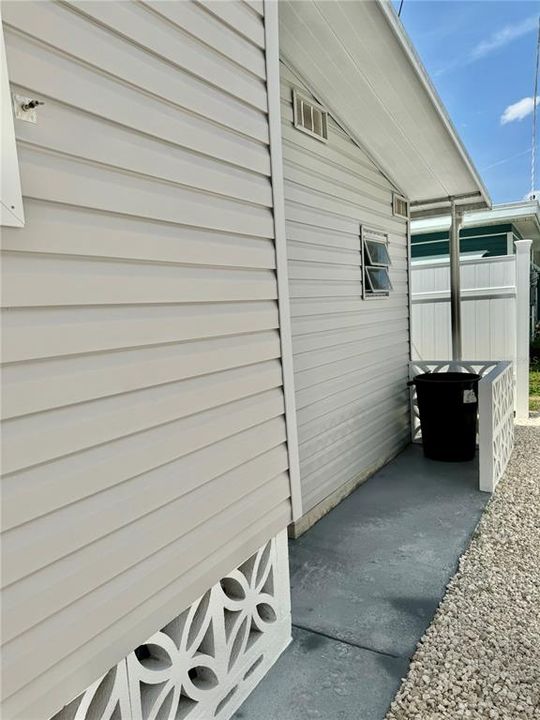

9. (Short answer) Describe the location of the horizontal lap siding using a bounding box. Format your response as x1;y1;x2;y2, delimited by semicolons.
0;3;293;719
280;65;410;514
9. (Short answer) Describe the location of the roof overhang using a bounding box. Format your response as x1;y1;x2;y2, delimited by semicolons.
278;0;491;214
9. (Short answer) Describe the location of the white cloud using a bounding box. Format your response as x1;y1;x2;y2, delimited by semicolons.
501;97;540;125
436;15;538;75
471;16;538;60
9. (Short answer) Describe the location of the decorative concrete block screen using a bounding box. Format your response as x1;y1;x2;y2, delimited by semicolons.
409;361;515;493
477;361;515;493
50;532;291;720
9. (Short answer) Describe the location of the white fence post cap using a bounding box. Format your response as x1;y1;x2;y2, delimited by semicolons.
514;239;533;253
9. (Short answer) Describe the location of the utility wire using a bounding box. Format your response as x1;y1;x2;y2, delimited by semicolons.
482;148;532;172
531;16;540;195
398;0;405;18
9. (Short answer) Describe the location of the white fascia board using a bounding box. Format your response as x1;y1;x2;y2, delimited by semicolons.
377;0;491;209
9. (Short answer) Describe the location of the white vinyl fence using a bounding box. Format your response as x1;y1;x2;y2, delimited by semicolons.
411;240;532;419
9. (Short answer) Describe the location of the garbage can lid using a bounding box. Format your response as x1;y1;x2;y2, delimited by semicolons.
412;372;481;384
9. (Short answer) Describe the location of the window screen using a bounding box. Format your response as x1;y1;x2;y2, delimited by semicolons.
362;228;392;298
365;267;392;293
364;239;391;267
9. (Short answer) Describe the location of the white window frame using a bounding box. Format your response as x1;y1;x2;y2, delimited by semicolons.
292;88;328;143
1;12;24;227
361;226;393;298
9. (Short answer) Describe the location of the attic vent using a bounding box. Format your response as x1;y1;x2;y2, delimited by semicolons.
292;89;328;143
392;193;409;219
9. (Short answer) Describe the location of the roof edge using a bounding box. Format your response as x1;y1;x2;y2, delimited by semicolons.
377;0;491;210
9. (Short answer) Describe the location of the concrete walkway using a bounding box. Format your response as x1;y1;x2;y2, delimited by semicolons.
234;444;488;720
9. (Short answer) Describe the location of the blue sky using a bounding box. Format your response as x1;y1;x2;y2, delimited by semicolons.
393;0;540;203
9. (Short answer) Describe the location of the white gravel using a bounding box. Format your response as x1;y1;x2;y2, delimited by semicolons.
386;420;540;720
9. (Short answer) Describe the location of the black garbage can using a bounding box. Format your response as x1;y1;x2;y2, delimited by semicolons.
409;372;480;462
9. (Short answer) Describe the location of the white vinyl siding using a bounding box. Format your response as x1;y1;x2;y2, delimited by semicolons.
281;65;411;514
0;3;293;719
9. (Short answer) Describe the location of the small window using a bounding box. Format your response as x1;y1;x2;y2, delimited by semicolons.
366;267;392;293
364;239;391;267
292;89;328;143
392;193;409;219
362;228;392;298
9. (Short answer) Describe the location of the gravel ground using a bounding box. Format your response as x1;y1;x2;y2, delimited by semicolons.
386;420;540;720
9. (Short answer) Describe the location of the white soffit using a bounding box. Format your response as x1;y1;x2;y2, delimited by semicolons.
278;0;490;209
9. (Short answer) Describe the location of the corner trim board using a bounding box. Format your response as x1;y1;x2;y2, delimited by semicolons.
1;9;25;227
264;0;303;521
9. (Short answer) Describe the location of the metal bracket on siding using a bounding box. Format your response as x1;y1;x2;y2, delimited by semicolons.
13;94;44;124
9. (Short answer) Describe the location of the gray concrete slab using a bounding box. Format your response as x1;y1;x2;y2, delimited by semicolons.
235;627;410;720
289;445;487;658
234;444;488;719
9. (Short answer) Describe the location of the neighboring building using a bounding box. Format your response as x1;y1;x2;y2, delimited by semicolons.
411;199;540;263
411;200;540;330
0;2;489;720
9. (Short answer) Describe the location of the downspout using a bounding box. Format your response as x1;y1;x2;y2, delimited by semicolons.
449;200;463;360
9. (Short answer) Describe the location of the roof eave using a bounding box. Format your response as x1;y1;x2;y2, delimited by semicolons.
377;0;491;212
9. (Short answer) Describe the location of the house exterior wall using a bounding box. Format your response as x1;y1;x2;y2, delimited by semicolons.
49;530;292;720
0;3;294;718
280;65;411;519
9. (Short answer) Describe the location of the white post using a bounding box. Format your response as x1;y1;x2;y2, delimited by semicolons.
449;201;463;360
478;377;494;492
506;231;514;255
515;239;533;420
